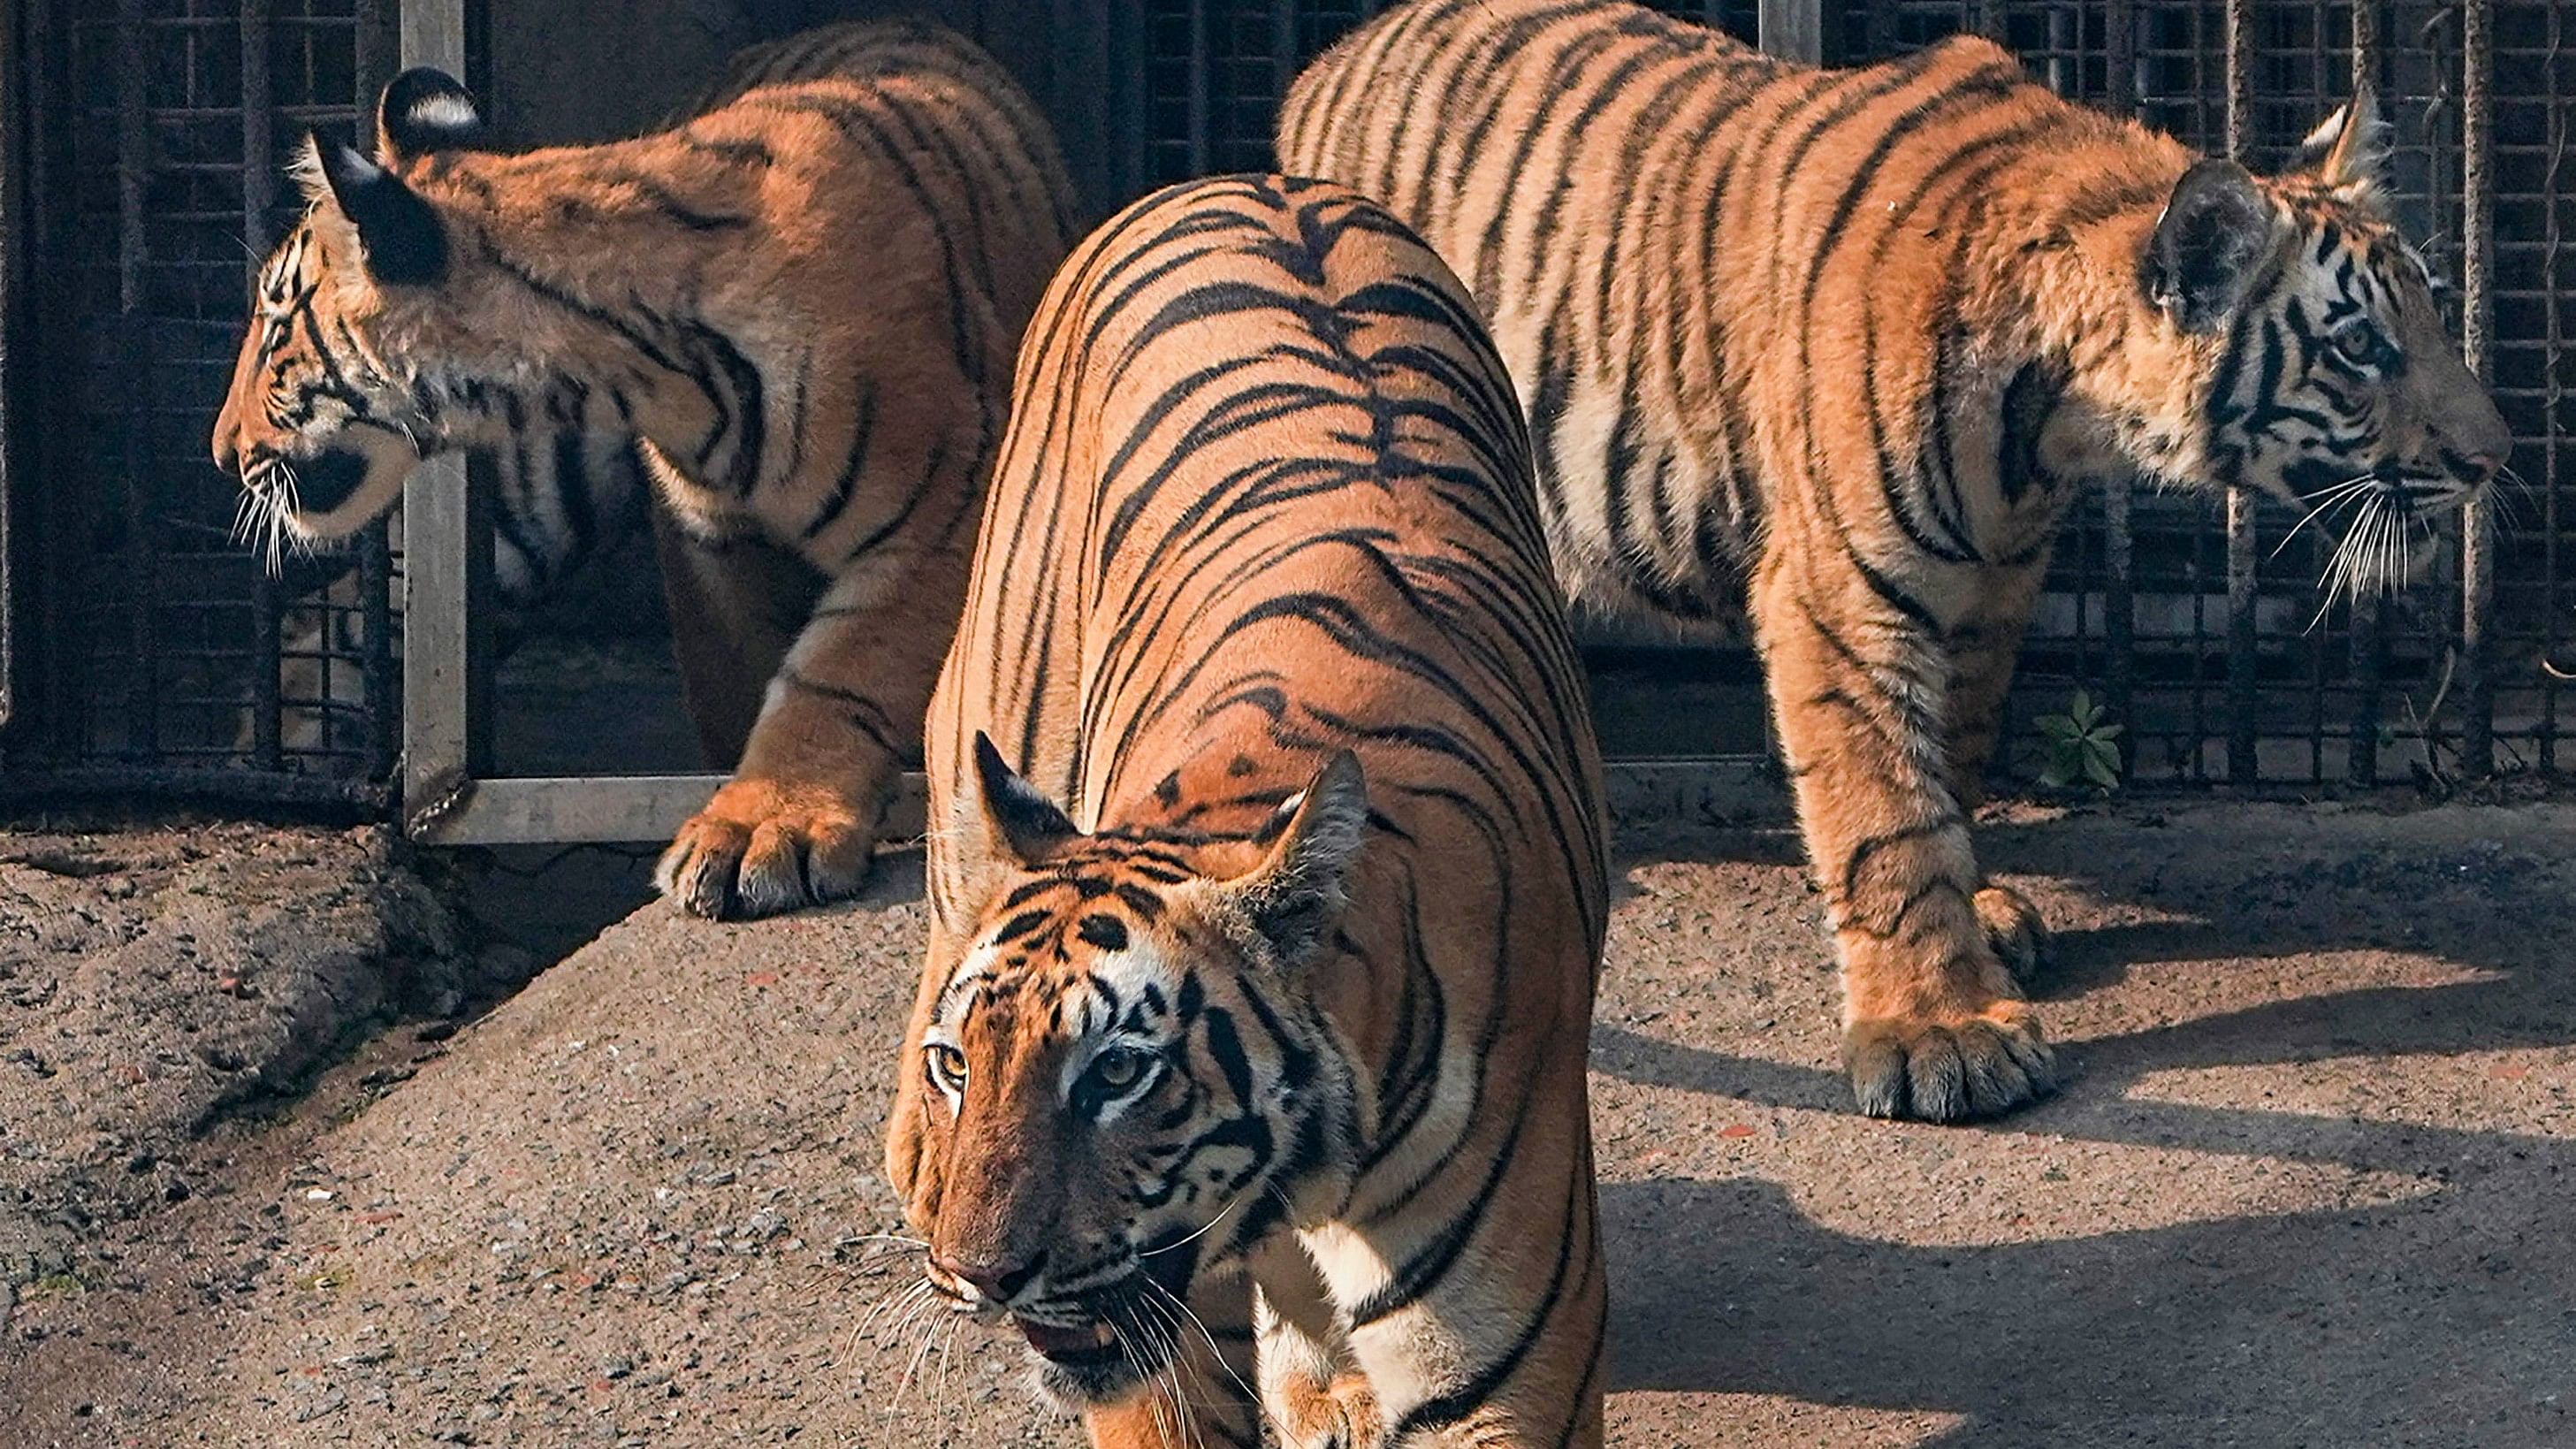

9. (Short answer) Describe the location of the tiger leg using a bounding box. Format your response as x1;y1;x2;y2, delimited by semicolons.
1328;1071;1606;1446
1750;553;2058;1122
649;505;821;768
1086;1269;1264;1449
1253;1241;1381;1449
1942;561;2052;988
656;547;957;919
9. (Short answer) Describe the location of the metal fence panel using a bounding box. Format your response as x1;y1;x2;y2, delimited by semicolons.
6;0;399;801
2;0;2567;811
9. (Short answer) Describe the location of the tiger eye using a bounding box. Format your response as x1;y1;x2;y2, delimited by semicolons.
927;1043;969;1092
1091;1048;1147;1091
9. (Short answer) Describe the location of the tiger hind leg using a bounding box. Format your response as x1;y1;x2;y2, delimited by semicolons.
1751;555;2058;1122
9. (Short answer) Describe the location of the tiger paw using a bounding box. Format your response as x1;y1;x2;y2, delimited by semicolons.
1974;883;2050;988
1275;1370;1383;1449
1842;1001;2057;1123
656;777;879;920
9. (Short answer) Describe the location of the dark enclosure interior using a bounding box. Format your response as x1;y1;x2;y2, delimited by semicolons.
2;0;2569;806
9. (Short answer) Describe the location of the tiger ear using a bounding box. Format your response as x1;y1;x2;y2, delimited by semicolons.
302;130;448;286
1210;751;1368;967
966;732;1079;869
2298;88;2389;201
2146;159;2276;333
377;68;484;164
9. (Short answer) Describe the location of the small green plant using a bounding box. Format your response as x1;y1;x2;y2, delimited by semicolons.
2037;689;2123;789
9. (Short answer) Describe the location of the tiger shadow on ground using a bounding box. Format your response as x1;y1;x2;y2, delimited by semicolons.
1592;808;2576;1438
1597;989;2576;1438
1617;804;2573;1013
1599;1141;2575;1443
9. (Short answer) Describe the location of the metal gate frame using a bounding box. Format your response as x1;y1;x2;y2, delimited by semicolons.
393;1;732;844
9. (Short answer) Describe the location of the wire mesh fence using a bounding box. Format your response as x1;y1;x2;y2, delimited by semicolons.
3;0;2567;806
11;0;399;803
1128;0;2573;789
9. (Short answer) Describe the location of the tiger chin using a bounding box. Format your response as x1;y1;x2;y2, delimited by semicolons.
1284;0;2511;1125
889;175;1611;1448
209;23;1077;920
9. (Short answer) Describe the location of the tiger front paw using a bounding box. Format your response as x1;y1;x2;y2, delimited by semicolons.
1974;883;2051;988
656;777;880;920
1275;1370;1383;1449
1842;1000;2057;1123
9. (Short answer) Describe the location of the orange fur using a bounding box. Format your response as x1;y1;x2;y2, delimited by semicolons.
1283;0;2508;1119
889;177;1609;1447
209;21;1076;918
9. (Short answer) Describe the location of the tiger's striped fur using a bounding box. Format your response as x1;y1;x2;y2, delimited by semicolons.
1281;0;2509;1121
210;20;1078;918
252;24;927;763
888;176;1610;1448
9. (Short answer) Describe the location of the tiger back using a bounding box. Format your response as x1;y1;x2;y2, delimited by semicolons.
1282;0;2509;1123
888;175;1610;1449
210;20;1078;918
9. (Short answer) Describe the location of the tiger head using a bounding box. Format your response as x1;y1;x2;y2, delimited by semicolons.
895;736;1368;1408
2129;91;2510;597
210;70;492;556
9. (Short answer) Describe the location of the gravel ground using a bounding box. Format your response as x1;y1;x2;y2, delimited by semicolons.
0;821;460;1335
2;800;2572;1447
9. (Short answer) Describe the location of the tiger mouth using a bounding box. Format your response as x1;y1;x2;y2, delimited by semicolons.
1013;1315;1120;1362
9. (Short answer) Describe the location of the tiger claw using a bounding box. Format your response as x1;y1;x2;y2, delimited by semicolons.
1974;882;2052;988
1842;1002;2058;1123
656;778;877;920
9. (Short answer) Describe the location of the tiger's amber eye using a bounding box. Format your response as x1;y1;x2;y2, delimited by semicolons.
927;1043;969;1092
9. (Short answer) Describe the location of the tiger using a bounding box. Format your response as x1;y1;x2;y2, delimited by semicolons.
886;175;1612;1449
248;25;924;763
209;19;1079;918
1279;0;2512;1122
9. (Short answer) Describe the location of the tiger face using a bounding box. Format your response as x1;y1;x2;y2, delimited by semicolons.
905;737;1366;1409
210;72;487;557
2144;94;2510;596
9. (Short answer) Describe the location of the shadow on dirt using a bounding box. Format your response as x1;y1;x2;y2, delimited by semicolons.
1596;807;2576;1442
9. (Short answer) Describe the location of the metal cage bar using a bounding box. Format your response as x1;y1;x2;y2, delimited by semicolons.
2458;0;2496;774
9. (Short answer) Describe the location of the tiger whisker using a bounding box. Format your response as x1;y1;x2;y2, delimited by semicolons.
2309;492;2389;633
1142;1275;1285;1447
1131;1289;1212;1449
1139;1192;1248;1258
2274;473;2379;560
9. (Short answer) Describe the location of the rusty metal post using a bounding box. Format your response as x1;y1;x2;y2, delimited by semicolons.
399;0;489;827
2457;0;2496;776
240;0;283;770
1758;0;1830;65
2222;0;2257;783
2101;0;2137;776
2542;0;2566;774
2347;0;2385;786
356;0;399;780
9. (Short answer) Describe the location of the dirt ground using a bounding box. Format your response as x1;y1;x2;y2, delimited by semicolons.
1;799;2572;1448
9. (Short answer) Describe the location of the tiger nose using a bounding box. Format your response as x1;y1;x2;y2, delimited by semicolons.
2450;401;2513;484
211;417;243;477
934;1247;1046;1304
